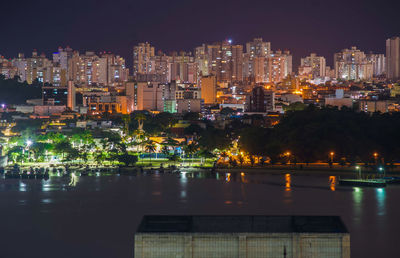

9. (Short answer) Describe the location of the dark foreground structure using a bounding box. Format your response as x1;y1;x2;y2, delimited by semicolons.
134;215;350;258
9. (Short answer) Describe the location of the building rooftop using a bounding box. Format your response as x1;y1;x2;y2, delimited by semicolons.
137;215;348;234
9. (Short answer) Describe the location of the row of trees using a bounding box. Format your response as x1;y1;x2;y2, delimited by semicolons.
238;106;400;164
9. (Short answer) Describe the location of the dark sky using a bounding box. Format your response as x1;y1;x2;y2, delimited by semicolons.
1;0;399;68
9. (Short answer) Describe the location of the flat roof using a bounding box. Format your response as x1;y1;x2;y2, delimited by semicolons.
137;215;348;234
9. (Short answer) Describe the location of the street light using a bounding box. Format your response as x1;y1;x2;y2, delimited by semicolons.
330;152;334;162
373;152;379;165
356;165;362;179
379;166;385;177
285;152;291;165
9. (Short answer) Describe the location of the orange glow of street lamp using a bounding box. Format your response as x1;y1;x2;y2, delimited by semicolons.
373;152;378;157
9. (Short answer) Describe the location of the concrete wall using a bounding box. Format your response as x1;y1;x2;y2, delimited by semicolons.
134;232;350;258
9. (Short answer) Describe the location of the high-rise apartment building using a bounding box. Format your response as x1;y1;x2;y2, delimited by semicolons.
98;53;129;86
299;53;326;79
133;42;155;76
0;57;17;79
200;75;217;104
194;44;209;77
25;50;53;84
207;41;243;83
243;38;271;81
126;81;164;111
11;53;28;82
266;50;292;83
168;52;197;83
246;86;275;112
246;38;271;58
366;53;385;77
334;47;373;80
386;37;400;80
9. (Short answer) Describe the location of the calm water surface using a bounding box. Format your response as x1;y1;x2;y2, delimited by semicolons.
0;170;399;258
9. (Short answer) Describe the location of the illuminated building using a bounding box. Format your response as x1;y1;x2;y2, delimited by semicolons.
207;40;243;83
359;100;390;113
246;86;275;112
366;53;385;77
299;53;326;79
42;83;75;110
163;81;204;113
133;42;155;76
0;57;17;79
126;81;164;111
24;50;53;84
88;95;133;114
168;52;197;83
200;75;217;104
52;46;73;86
281;75;300;92
43;86;69;106
98;53;129;86
11;53;28;82
194;44;209;77
386;37;400;80
334;47;373;81
390;83;400;97
246;38;271;59
266;50;292;83
68;51;100;86
243;38;271;81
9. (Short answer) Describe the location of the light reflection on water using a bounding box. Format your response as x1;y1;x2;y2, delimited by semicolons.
352;187;363;226
329;176;336;191
376;188;386;216
180;172;187;199
0;169;396;258
285;173;291;191
0;170;389;222
19;182;26;192
283;173;292;204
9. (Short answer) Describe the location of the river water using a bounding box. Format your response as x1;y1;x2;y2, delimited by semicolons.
0;170;398;258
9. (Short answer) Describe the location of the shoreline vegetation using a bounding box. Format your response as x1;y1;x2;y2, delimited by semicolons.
2;108;400;175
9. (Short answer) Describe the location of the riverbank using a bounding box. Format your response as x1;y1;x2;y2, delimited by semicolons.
213;164;400;176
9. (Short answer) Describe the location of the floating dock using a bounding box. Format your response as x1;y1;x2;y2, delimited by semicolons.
339;179;387;187
382;177;400;184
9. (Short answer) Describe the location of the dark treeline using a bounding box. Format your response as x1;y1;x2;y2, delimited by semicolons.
0;75;42;105
238;106;400;164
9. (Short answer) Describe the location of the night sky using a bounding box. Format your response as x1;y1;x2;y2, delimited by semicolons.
1;0;399;68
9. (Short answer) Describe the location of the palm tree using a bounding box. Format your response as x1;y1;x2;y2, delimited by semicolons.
184;142;198;166
145;140;156;165
162;137;179;148
134;113;146;132
122;114;131;135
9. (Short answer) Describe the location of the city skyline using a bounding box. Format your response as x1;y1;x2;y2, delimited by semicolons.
0;38;392;71
1;0;400;68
